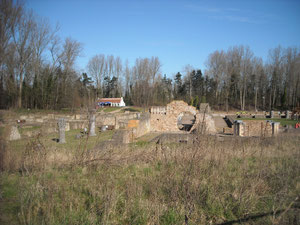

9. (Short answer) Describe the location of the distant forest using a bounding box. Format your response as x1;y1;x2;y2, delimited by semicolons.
1;0;299;111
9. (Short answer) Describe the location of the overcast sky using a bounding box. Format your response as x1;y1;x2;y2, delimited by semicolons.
26;0;300;77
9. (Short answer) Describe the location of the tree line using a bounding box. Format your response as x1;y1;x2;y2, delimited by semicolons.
1;0;299;111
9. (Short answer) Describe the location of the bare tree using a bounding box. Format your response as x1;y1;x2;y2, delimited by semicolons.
239;46;254;110
57;37;82;107
0;0;23;63
252;57;264;111
11;10;35;108
0;0;23;107
149;56;161;85
107;55;114;78
87;54;106;98
124;59;131;95
114;56;123;96
60;37;82;72
267;46;284;109
283;47;300;108
205;51;226;106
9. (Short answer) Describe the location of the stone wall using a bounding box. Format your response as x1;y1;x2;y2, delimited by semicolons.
224;120;274;137
150;101;216;134
199;103;211;113
150;106;167;114
14;112;139;134
192;113;216;134
96;114;116;127
150;101;197;132
132;113;151;138
244;120;273;137
96;113;139;129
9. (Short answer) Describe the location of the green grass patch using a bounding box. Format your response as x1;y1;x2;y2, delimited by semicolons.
7;129;114;154
102;107;120;113
121;107;143;113
0;126;4;137
132;140;149;147
19;125;42;136
0;173;21;224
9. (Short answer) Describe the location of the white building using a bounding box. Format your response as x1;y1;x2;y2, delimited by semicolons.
97;97;126;107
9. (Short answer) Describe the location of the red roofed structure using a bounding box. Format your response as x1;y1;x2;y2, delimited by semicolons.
96;97;126;107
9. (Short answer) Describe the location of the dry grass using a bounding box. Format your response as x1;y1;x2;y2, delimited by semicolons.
1;133;300;224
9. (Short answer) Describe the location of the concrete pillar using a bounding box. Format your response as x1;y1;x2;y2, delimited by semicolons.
89;110;96;136
234;120;245;136
285;110;290;119
270;111;274;118
272;122;280;136
58;118;66;143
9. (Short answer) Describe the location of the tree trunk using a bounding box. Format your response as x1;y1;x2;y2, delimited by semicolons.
17;71;23;108
242;86;246;110
272;87;276;109
225;90;229;112
269;90;272;110
254;87;258;112
240;89;243;110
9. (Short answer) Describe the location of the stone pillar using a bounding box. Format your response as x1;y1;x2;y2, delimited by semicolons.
285;110;290;119
89;110;96;136
270;111;274;118
234;120;245;136
272;122;280;136
58;118;66;143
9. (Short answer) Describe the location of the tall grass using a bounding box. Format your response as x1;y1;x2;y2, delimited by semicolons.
1;134;299;224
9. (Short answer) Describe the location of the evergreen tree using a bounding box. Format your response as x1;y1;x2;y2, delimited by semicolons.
191;69;204;97
174;72;184;99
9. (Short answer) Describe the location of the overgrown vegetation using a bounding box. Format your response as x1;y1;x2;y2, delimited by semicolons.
1;134;299;224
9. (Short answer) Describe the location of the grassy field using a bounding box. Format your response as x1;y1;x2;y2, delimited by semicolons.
98;107;121;113
1;133;300;224
121;107;144;113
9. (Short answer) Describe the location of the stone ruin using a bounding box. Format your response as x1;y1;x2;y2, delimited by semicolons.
58;118;66;143
233;120;280;137
4;101;217;145
150;100;216;134
4;125;21;141
88;110;96;137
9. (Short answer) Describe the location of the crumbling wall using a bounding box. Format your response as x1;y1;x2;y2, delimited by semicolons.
107;113;151;144
96;113;139;129
244;120;273;137
150;101;197;132
132;113;151;138
199;103;211;113
150;101;216;133
224;120;275;137
192;113;216;134
96;114;116;126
